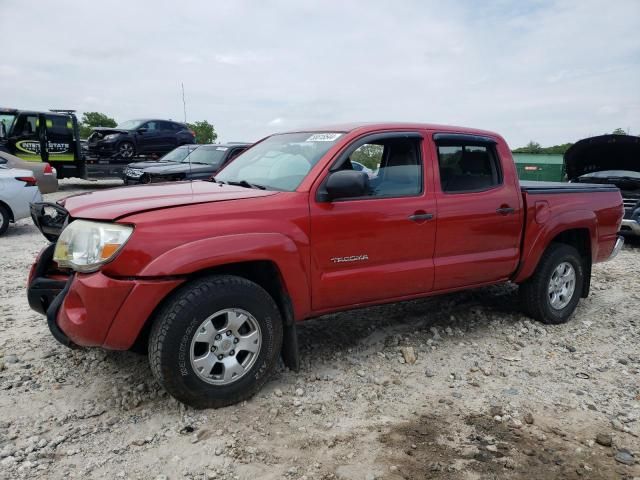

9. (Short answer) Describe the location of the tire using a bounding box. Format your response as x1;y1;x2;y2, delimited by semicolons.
519;243;584;325
148;275;283;408
0;204;10;236
117;141;135;159
0;205;11;235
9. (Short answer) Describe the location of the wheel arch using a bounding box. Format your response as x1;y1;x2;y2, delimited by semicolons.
515;212;594;297
131;258;301;369
0;200;15;222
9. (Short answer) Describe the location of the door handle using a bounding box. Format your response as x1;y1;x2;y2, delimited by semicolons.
408;212;434;222
496;206;515;215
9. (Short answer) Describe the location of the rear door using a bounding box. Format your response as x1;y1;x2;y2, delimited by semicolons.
431;133;522;290
43;113;76;163
158;121;179;152
309;131;437;311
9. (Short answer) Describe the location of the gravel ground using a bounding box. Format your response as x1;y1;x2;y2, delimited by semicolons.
1;180;639;480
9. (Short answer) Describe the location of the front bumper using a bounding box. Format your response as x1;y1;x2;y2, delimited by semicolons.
620;219;640;236
28;245;184;350
87;141;118;156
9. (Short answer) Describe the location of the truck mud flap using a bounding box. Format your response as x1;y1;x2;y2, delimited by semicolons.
281;322;300;372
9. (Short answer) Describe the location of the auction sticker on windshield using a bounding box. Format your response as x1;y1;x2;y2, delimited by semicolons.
306;133;343;142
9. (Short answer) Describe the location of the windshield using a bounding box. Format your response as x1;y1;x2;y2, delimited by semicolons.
182;145;227;165
116;119;143;130
0;113;17;138
215;132;344;191
161;145;198;162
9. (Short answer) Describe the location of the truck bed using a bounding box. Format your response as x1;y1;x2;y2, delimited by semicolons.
520;180;619;194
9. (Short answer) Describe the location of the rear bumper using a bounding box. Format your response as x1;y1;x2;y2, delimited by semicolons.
621;219;640;236
28;246;184;349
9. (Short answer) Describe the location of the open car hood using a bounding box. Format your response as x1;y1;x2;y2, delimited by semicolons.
60;181;277;221
564;134;640;180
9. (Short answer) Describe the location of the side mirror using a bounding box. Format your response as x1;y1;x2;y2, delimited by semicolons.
322;170;369;201
137;127;148;134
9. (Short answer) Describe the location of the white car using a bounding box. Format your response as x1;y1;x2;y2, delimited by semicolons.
0;166;43;236
351;160;375;178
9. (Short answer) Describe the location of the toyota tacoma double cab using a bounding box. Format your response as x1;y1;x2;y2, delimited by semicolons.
27;123;624;408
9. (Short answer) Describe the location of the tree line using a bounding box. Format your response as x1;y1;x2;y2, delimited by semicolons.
79;112;217;144
513;128;633;154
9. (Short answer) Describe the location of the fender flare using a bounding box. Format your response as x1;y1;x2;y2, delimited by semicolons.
513;209;597;284
138;232;311;319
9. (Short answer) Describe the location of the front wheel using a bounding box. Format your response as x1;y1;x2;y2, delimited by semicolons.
519;243;584;324
118;141;135;159
148;275;283;408
0;204;10;236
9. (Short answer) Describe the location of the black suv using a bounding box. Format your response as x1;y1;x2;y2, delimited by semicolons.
87;119;195;159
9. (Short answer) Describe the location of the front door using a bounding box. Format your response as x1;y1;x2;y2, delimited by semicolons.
431;134;522;290
310;132;437;311
11;113;45;162
137;121;164;153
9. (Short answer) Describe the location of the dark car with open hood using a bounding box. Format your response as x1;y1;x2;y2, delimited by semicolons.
87;119;196;159
567;134;640;236
123;143;250;184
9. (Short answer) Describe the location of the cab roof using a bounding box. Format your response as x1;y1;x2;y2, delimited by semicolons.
275;122;501;139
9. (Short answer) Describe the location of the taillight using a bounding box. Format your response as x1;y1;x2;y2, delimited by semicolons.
43;163;53;175
189;129;196;138
16;176;37;187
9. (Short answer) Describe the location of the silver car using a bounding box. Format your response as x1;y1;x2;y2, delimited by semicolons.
0;166;43;235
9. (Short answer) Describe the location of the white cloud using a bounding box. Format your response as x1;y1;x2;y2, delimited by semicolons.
0;0;638;145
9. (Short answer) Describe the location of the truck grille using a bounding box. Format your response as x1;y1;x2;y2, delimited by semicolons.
623;192;640;218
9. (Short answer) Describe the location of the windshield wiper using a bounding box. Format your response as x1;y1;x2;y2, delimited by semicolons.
226;180;267;190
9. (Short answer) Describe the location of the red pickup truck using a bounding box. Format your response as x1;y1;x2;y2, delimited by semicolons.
28;123;624;408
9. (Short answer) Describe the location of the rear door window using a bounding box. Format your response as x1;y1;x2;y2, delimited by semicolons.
437;144;502;193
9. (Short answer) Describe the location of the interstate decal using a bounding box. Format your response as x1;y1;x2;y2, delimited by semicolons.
15;140;74;161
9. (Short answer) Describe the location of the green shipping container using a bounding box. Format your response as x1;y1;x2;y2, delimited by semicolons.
513;153;565;182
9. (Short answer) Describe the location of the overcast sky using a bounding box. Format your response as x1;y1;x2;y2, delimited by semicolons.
1;0;638;147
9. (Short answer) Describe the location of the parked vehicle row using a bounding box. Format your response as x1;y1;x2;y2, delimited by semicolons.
1;107;197;180
0;150;58;194
28;122;624;408
123;143;249;184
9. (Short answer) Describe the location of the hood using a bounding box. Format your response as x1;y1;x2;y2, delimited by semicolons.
565;134;640;180
127;160;179;169
60;181;277;220
146;163;216;175
91;127;130;135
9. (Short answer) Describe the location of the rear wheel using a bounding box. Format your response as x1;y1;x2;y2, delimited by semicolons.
148;275;283;408
0;205;10;236
519;243;584;324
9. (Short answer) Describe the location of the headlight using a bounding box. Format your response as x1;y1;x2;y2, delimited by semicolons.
103;134;119;141
53;220;133;272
